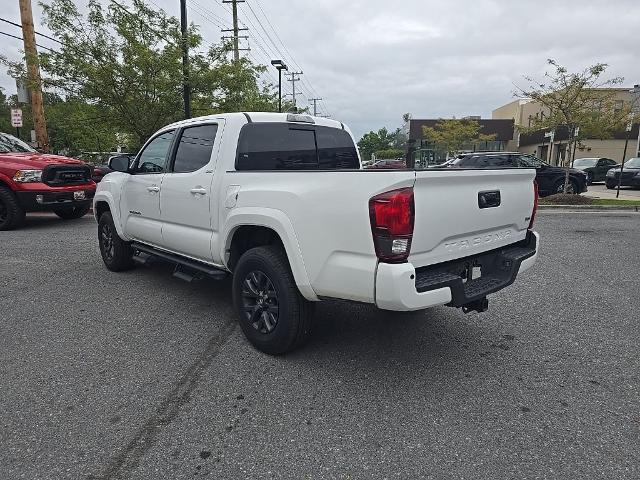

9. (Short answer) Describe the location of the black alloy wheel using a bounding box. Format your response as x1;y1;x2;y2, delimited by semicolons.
100;221;115;261
241;270;279;334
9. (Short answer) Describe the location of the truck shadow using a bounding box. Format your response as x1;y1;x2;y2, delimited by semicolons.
132;260;504;381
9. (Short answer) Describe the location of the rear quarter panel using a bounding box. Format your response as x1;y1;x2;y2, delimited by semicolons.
222;170;416;303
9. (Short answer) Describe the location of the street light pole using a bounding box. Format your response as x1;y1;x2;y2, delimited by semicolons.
270;60;288;113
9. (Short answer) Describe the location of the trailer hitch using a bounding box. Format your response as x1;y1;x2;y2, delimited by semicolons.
462;297;489;314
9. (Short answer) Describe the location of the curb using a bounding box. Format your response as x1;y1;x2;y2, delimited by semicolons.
539;204;640;211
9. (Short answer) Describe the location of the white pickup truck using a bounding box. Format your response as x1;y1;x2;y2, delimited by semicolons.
94;112;539;354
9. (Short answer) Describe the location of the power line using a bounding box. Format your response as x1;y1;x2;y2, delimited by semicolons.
0;17;62;44
0;30;58;52
249;0;329;116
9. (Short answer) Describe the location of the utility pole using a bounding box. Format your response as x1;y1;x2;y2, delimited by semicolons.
221;0;248;62
180;0;191;118
308;97;322;116
285;71;303;110
18;0;49;152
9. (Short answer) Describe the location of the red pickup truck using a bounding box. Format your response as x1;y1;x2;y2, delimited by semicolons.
0;132;96;230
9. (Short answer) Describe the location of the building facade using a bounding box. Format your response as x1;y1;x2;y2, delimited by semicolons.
492;88;640;165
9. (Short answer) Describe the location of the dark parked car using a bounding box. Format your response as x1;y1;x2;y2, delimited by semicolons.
91;164;113;183
571;157;619;184
448;152;588;196
605;157;640;189
367;159;407;169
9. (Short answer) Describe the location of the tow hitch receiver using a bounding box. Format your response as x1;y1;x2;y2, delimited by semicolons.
462;297;489;314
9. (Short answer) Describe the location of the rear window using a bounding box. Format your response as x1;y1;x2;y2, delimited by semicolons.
172;124;218;173
236;123;359;170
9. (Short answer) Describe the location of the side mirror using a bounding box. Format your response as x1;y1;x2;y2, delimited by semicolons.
108;155;131;173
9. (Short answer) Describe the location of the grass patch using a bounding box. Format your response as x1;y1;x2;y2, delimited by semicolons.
590;198;640;206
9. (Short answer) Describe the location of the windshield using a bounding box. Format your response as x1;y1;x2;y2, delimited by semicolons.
0;133;37;153
624;158;640;168
573;158;598;167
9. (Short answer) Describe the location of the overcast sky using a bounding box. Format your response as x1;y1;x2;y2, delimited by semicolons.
2;0;639;139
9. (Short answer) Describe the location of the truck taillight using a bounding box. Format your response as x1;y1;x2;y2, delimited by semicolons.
369;187;414;263
528;181;538;230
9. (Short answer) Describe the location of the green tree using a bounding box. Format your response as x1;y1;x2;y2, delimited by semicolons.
421;119;496;157
373;148;404;159
0;89;14;134
22;0;278;149
358;127;397;161
516;59;636;193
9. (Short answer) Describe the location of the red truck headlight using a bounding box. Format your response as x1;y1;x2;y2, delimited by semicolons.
369;187;414;263
13;169;43;183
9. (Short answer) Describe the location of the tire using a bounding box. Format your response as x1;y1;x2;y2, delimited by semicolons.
98;211;134;271
0;185;26;231
586;172;593;185
554;178;578;194
54;204;91;220
605;180;616;189
232;245;314;355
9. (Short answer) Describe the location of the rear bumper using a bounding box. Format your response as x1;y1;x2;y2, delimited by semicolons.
15;188;95;212
375;231;539;311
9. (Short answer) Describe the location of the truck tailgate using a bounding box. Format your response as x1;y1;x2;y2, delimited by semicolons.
410;168;536;267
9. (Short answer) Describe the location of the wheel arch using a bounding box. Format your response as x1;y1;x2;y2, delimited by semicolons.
93;192;128;239
223;208;318;301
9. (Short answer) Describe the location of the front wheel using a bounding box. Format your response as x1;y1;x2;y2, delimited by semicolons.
98;211;134;271
232;246;314;355
605;180;616;189
0;186;25;231
54;204;91;220
586;172;594;185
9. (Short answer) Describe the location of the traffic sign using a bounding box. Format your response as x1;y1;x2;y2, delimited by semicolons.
11;109;23;128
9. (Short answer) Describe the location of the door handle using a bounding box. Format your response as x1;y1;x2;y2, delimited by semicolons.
190;187;207;195
146;186;160;193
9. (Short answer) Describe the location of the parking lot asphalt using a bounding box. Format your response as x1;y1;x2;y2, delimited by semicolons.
1;211;639;480
585;183;640;199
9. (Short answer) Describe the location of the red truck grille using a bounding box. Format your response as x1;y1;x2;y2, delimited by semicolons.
42;165;91;186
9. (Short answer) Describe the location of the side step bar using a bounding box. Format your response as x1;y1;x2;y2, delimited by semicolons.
132;242;228;281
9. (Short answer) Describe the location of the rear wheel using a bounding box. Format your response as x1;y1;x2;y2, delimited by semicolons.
98;211;134;271
0;186;26;231
54;204;91;220
232;246;314;355
554;178;577;194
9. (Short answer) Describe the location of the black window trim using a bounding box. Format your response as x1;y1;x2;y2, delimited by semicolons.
234;121;359;171
131;128;177;175
167;121;220;174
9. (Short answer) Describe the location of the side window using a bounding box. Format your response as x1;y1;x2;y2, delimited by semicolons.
596;159;607;167
135;130;175;174
172;124;218;173
237;124;317;170
605;159;616;166
316;126;359;169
